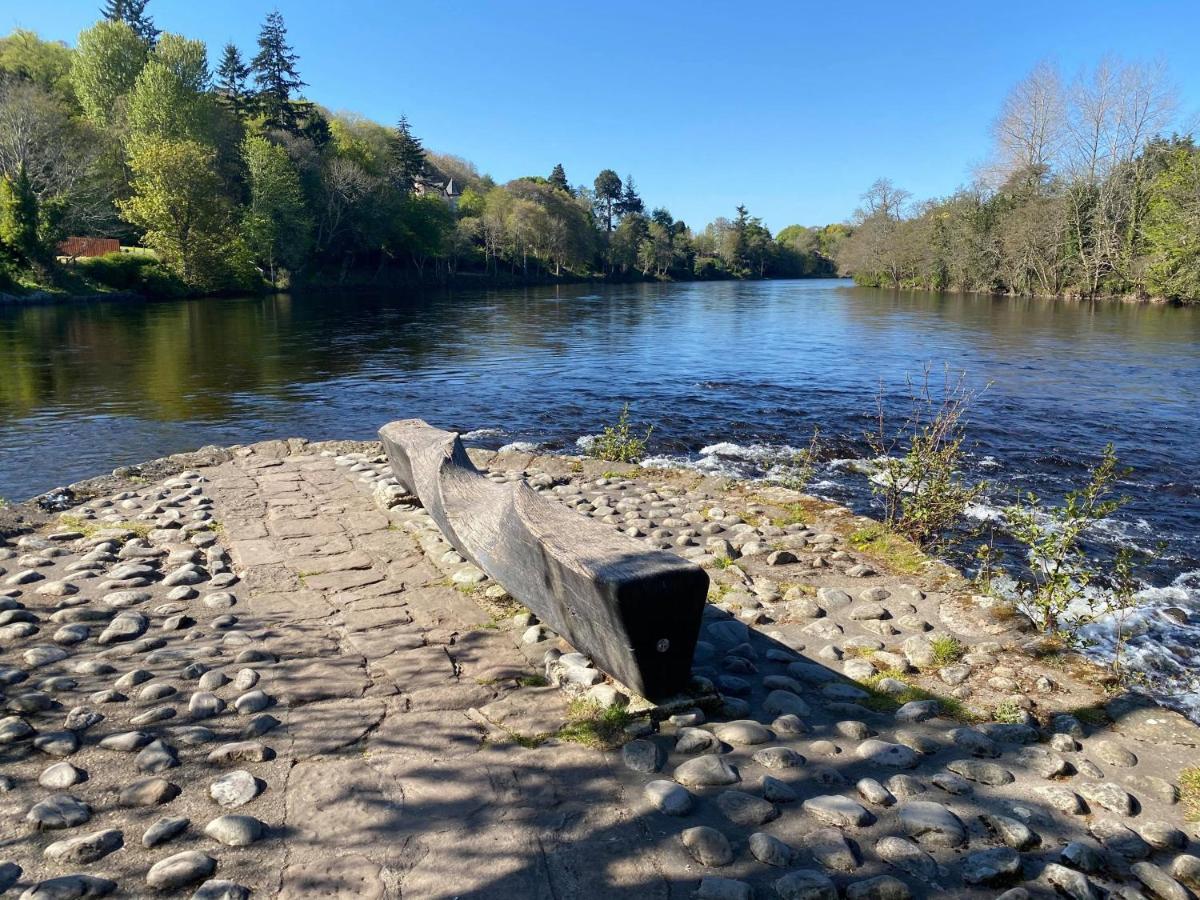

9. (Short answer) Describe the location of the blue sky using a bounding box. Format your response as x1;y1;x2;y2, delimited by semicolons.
7;1;1200;231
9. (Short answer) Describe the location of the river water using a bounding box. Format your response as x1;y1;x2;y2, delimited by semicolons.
2;280;1198;711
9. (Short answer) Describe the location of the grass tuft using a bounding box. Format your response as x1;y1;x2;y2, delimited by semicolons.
848;523;928;575
556;698;635;749
930;635;965;667
1180;767;1200;822
992;699;1024;724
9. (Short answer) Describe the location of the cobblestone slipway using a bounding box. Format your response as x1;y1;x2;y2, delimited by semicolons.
0;439;1197;899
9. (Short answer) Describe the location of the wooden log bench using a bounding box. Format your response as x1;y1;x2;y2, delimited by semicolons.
379;419;708;700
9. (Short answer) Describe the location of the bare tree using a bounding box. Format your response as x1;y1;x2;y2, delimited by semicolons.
990;60;1066;179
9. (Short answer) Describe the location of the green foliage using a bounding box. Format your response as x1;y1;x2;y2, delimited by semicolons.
118;137;252;291
0;165;44;263
930;635;964;666
557;698;634;749
71;19;148;127
1144;145;1200;301
100;0;159;45
770;426;822;491
251;11;306;132
867;368;987;552
389;115;426;193
0;30;75;102
1008;441;1128;638
242;134;312;285
847;523;929;575
588;404;653;464
548;163;569;192
992;699;1024;724
215;43;252;119
76;251;185;296
1180;767;1200;822
125;33;213;144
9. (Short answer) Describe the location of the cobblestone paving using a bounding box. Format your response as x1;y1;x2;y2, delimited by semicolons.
1;439;1198;899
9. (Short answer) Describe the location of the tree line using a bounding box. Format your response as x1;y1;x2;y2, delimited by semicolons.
837;57;1200;303
0;4;841;296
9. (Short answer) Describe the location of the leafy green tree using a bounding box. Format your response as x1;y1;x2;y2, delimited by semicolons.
71;19;149;127
0;30;75;102
593;168;621;232
389;116;426;192
126;33;212;144
215;43;252;119
609;212;647;273
242;134;312;285
251;11;306;133
548;163;569;192
1144;145;1200;300
100;0;159;44
118;137;245;289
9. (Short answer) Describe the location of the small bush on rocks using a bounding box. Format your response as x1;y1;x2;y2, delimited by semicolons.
866;366;987;553
992;699;1023;724
557;698;634;749
588;404;653;464
1006;443;1162;671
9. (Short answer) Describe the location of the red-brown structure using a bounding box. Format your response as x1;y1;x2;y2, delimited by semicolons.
57;237;120;259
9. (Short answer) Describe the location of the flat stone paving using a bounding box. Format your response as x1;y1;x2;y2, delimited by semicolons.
0;439;1198;899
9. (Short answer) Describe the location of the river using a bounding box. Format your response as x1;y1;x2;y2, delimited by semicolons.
2;280;1198;711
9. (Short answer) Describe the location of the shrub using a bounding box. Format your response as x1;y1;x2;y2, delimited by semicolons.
78;252;187;297
992;699;1024;724
770;426;822;491
588;404;653;464
930;635;964;666
866;366;987;552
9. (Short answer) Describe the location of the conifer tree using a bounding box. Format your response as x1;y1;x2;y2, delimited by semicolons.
215;43;252;119
618;174;644;217
548;163;569;192
100;0;159;44
390;116;427;192
251;10;306;132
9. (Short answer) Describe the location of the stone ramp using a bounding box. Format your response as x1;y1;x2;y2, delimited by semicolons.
1;441;1199;899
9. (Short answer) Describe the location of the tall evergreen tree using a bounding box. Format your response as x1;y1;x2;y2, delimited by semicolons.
251;10;306;132
618;174;644;217
215;43;251;119
594;169;622;232
548;163;569;193
389;116;427;192
100;0;159;44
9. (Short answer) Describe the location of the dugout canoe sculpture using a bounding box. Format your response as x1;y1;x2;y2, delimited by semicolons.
379;419;709;699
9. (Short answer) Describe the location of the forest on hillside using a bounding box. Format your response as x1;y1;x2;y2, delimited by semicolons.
0;2;842;297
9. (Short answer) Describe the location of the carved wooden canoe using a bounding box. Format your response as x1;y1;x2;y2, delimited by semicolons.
379;419;708;699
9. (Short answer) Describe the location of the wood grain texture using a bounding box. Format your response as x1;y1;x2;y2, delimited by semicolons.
379;419;708;699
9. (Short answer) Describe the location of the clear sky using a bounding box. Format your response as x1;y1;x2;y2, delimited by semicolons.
7;0;1200;231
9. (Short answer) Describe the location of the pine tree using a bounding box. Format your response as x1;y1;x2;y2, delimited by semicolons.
548;163;569;193
251;10;306;132
0;165;43;263
215;43;252;119
390;116;427;192
99;0;159;44
617;174;644;217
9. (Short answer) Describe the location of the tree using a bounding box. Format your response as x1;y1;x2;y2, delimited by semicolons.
126;33;212;144
72;19;149;127
0;164;43;263
593;168;621;232
242;134;312;285
1144;144;1200;300
989;60;1065;181
0;77;118;234
251;11;306;133
118;137;243;289
548;163;569;193
617;174;644;218
389;116;426;193
215;43;252;119
100;0;159;45
0;30;75;103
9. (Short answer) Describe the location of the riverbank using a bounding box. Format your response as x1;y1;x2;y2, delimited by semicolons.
1;435;1198;897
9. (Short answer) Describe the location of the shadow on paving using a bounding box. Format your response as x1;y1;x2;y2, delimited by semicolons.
292;607;1194;899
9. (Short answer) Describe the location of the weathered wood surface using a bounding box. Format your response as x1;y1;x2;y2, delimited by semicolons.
379;419;708;699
